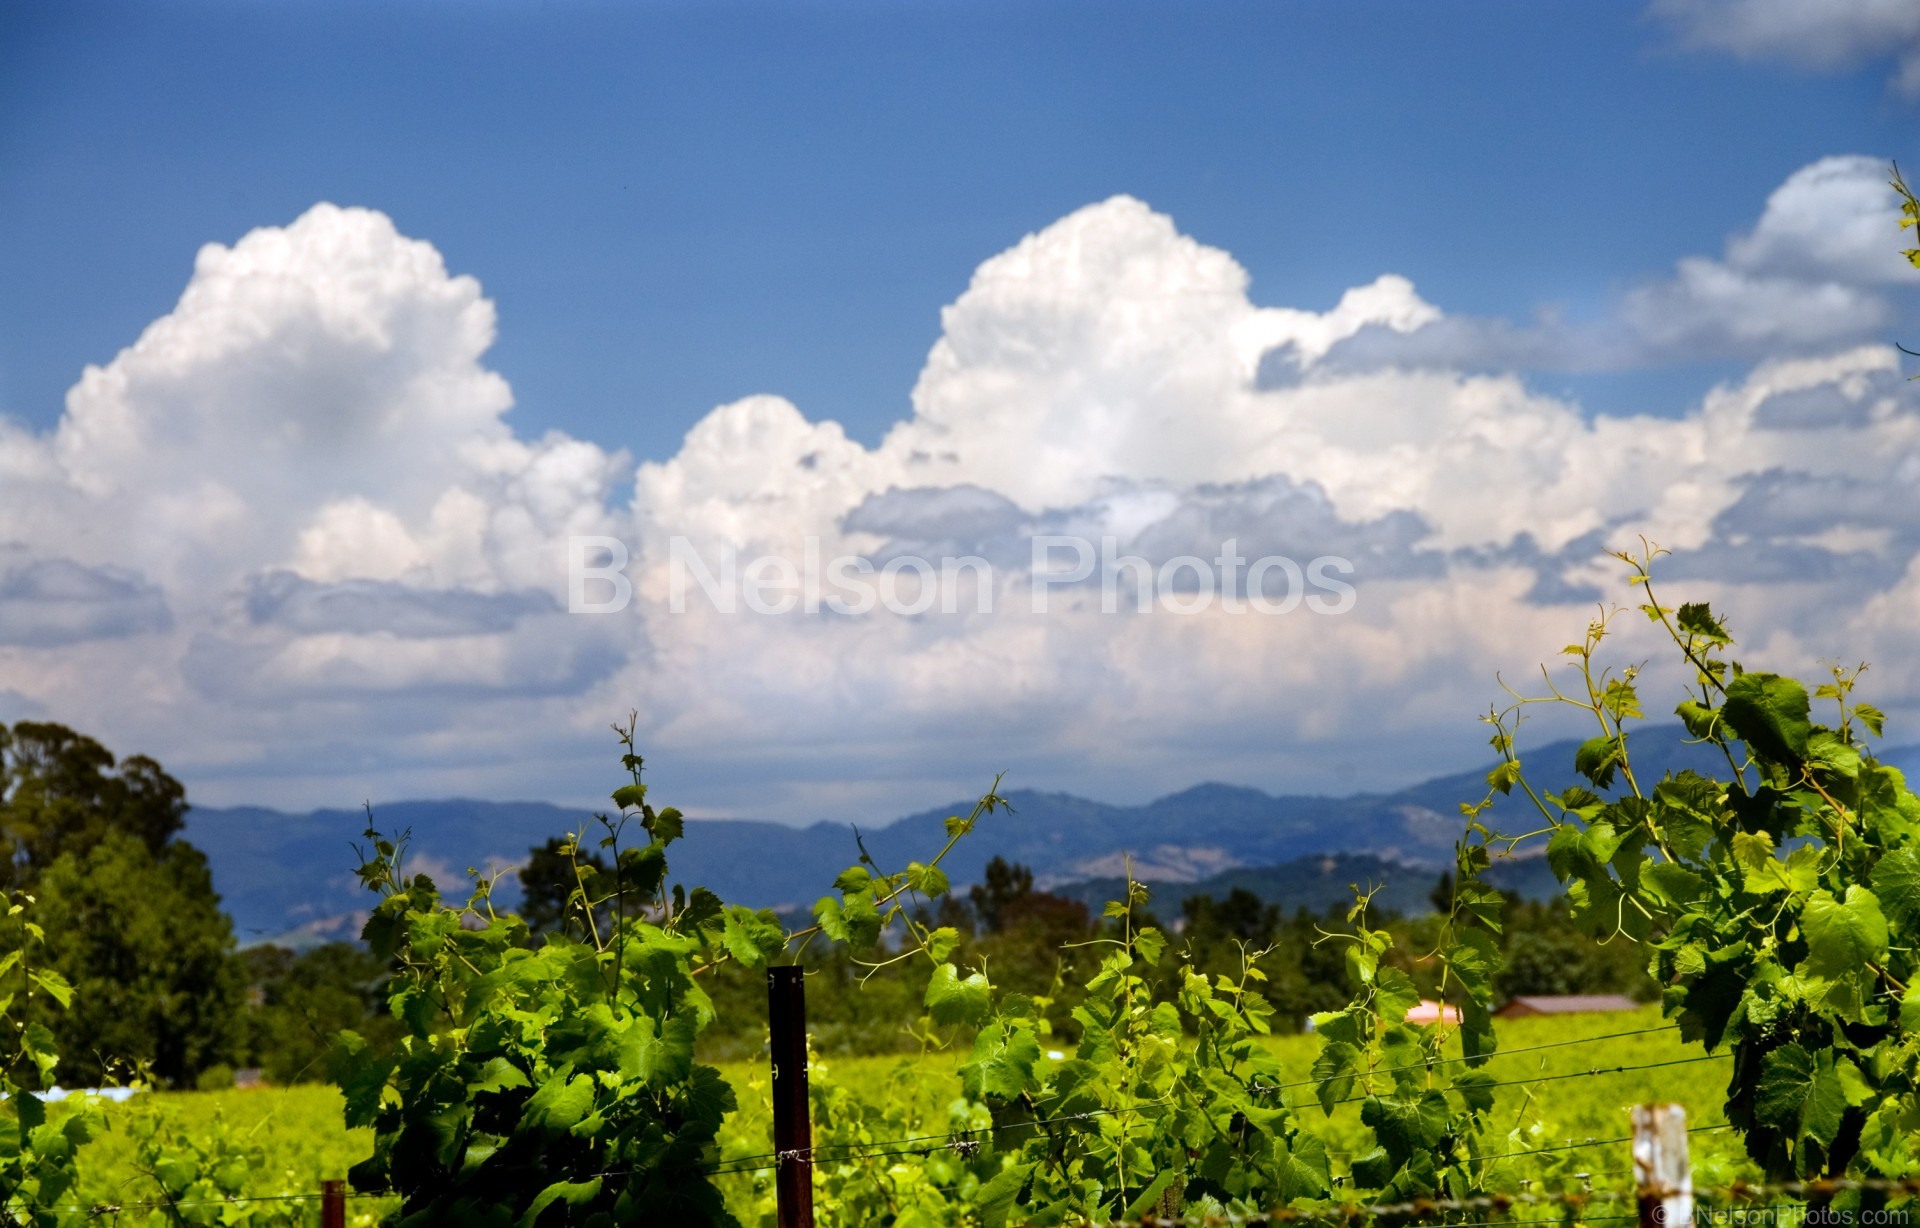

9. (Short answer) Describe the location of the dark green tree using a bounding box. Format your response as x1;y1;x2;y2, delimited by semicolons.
0;721;187;888
967;855;1033;932
1493;898;1654;1002
518;835;611;936
1182;887;1279;946
241;942;396;1084
32;829;244;1086
2;721;244;1087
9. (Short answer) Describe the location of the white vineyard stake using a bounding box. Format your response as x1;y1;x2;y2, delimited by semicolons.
1634;1103;1694;1228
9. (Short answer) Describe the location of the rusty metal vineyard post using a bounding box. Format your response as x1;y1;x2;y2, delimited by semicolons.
768;965;815;1228
320;1178;345;1228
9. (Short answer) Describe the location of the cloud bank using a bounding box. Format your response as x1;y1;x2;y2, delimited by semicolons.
1320;157;1919;373
1650;0;1920;95
2;163;1917;818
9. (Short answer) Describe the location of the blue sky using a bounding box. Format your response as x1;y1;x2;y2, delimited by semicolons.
2;2;1918;820
5;1;1911;453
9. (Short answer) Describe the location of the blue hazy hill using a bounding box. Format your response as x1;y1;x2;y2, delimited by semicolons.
186;729;1920;945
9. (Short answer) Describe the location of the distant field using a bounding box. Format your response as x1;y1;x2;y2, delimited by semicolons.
68;1083;390;1226
70;1007;1753;1222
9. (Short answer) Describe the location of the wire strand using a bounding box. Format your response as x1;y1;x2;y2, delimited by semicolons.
1254;1022;1683;1097
707;1050;1732;1175
1319;1051;1731;1107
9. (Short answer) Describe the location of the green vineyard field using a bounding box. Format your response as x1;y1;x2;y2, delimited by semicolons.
61;1006;1755;1225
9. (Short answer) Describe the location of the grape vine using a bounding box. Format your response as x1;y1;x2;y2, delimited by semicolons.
0;893;98;1228
1472;545;1920;1186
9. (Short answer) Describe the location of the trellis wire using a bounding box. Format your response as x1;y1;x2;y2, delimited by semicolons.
705;1050;1736;1177
0;1026;1831;1222
1021;1177;1920;1228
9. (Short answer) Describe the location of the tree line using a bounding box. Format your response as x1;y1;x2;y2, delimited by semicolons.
0;719;1649;1089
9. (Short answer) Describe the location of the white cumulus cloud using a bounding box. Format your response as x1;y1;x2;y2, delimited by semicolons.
0;204;635;797
3;167;1918;818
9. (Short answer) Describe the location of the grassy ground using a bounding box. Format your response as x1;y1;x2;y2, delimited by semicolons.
70;1007;1753;1221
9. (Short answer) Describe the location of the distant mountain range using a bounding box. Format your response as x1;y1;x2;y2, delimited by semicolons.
185;729;1920;946
1050;852;1566;920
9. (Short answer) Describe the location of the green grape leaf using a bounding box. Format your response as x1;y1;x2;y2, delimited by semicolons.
649;805;684;844
1450;1070;1495;1114
1273;1134;1332;1201
26;970;72;1010
1601;677;1642;721
1755;1044;1848;1147
812;891;882;949
682;1063;737;1126
1857;1096;1920;1177
15;1084;47;1133
520;1178;602;1228
925;962;992;1028
998;991;1037;1020
1348;1146;1393;1190
1644;862;1706;908
1459;1000;1496;1067
1733;831;1793;895
904;861;951;898
1311;1040;1359;1114
1802;886;1889;982
1310;1006;1367;1048
1654;774;1722;857
520;1072;596;1133
1584;817;1626;865
1676;602;1731;645
1546;821;1590;882
1806;730;1861;781
959;1020;1041;1101
1453;880;1505;932
1122;1172;1179;1222
628;1012;699;1087
1676;698;1718;739
1445;928;1498;1003
334;1034;390;1127
1723;672;1812;763
679;885;724;934
1359;1091;1450;1161
720;906;785;969
1870;847;1920;931
924;925;961;962
1575;735;1625;790
617;842;668;900
1372;967;1420;1024
1665;942;1749;1050
473;1057;530;1095
839;890;883;947
1860;766;1920;843
973;1160;1036;1228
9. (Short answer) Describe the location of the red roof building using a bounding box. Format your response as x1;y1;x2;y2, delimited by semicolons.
1406;999;1462;1025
